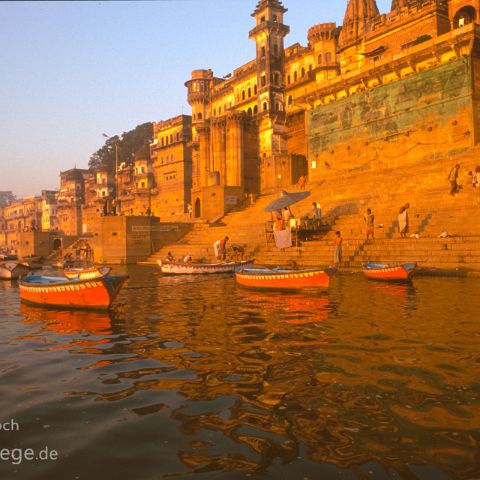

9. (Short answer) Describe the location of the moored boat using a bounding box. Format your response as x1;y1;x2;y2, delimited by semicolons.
0;261;30;280
157;259;254;275
362;262;417;282
19;274;128;310
235;266;337;290
64;266;111;280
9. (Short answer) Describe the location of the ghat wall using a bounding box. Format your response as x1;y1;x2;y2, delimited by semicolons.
307;57;474;178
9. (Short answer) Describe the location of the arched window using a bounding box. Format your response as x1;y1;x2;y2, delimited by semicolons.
242;90;245;101
261;46;266;57
197;112;202;120
254;84;257;94
247;107;252;116
325;52;332;65
454;6;476;28
318;54;322;64
248;87;252;98
253;105;258;114
301;67;305;78
287;75;291;84
288;95;293;105
293;71;297;82
262;102;268;112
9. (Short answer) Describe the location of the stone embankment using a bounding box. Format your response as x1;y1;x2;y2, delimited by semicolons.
145;148;480;275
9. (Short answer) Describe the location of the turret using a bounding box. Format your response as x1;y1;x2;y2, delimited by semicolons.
185;69;213;126
249;0;290;115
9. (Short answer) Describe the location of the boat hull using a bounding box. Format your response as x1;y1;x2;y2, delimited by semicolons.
0;262;30;280
362;262;417;282
235;267;336;290
158;259;254;275
19;275;128;310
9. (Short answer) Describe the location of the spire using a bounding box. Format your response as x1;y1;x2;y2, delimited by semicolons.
252;0;287;15
338;0;380;48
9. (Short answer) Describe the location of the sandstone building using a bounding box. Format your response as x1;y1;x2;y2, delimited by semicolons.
184;0;480;220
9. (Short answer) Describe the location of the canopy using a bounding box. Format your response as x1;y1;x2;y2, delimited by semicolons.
264;190;311;212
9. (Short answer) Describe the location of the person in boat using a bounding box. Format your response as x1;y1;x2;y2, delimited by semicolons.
183;253;193;264
364;208;375;240
213;237;229;261
334;231;343;267
166;251;175;262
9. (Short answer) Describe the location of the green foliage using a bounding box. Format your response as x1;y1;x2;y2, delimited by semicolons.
88;122;153;172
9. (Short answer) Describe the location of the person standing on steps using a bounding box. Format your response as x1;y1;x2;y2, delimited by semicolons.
364;208;375;240
448;164;460;195
333;231;343;267
398;203;410;238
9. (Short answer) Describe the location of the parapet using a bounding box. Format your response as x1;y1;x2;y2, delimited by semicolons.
308;23;338;44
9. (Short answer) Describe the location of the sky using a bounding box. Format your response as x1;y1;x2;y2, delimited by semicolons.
0;0;392;198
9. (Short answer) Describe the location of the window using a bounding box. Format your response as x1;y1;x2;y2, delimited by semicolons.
261;46;266;57
248;107;252;116
301;68;305;78
325;52;332;64
318;54;322;64
253;105;258;114
294;71;297;82
288;95;293;105
242;90;245;101
263;102;268;112
254;84;257;94
261;75;266;87
198;112;202;120
248;87;251;98
287;75;291;84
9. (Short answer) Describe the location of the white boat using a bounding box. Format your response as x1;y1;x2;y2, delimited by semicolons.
157;259;254;275
0;261;30;280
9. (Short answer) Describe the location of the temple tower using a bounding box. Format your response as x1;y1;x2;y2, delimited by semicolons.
249;0;291;192
338;0;380;72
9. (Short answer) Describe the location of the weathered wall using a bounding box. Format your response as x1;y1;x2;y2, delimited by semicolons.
307;57;474;180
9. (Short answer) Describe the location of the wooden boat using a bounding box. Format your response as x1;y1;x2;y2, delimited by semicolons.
362;262;417;282
235;266;337;290
157;259;254;275
19;274;128;310
64;266;111;280
0;261;30;280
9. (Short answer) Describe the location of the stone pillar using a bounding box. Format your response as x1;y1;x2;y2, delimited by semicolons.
226;112;245;186
196;124;210;188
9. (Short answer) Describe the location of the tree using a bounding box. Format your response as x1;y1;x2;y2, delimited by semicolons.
89;122;153;172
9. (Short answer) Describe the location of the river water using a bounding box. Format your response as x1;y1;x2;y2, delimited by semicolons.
0;266;479;480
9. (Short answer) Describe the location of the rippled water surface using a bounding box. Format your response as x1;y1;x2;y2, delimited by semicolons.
1;266;479;480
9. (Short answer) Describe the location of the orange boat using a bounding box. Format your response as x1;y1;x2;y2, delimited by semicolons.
19;274;128;310
235;267;337;290
362;262;417;282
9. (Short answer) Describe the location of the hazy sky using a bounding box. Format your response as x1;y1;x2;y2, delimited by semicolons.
0;0;391;197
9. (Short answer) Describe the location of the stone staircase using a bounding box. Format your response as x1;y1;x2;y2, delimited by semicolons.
145;147;480;272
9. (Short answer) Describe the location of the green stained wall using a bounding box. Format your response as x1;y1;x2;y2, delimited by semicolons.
308;57;473;156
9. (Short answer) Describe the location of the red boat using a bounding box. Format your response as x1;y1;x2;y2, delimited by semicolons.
235;267;337;290
362;262;417;282
19;274;128;310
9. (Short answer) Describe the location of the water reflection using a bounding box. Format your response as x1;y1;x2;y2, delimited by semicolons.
0;269;479;479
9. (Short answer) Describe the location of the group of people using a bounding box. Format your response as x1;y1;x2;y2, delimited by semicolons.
361;204;410;241
449;163;480;196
